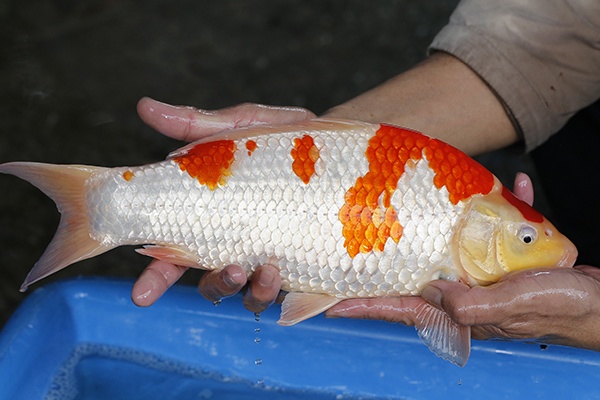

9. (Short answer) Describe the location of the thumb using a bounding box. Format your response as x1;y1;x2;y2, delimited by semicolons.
421;280;476;326
512;172;534;206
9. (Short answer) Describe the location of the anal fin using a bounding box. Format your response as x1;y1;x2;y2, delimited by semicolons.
278;292;342;326
413;302;471;367
135;245;203;268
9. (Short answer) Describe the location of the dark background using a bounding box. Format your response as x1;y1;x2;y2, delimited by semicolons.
0;0;545;328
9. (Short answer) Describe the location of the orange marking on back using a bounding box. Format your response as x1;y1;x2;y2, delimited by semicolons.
340;124;495;258
291;135;319;184
122;170;135;182
174;140;236;190
502;185;544;223
340;125;419;257
246;140;257;156
422;135;494;205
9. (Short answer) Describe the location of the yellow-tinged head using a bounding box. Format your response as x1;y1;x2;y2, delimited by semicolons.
455;182;578;285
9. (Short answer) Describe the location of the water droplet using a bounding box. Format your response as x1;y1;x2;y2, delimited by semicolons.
254;312;261;322
255;358;262;365
254;337;261;343
254;327;261;333
212;300;221;306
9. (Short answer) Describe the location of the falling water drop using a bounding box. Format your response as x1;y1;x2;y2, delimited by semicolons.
253;311;264;385
212;300;221;306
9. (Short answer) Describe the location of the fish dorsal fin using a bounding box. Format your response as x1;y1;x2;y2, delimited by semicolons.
278;292;342;326
413;302;471;367
167;118;376;159
135;245;204;269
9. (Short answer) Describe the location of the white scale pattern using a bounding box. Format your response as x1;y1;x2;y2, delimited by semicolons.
85;126;466;298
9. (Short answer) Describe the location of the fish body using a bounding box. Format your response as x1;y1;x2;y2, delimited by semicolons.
0;119;577;366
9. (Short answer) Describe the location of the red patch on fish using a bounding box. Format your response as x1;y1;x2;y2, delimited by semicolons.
122;170;135;182
422;133;494;205
246;140;257;156
291;135;319;184
339;125;413;257
339;125;495;258
174;140;236;190
501;185;544;223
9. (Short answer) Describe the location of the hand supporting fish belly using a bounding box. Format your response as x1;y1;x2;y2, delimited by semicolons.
0;118;577;366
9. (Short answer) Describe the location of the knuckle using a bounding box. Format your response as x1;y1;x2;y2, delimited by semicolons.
449;303;475;326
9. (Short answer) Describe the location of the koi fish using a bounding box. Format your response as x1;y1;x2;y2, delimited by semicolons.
0;119;577;366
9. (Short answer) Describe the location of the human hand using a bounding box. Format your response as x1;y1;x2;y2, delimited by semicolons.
327;173;600;351
131;97;314;310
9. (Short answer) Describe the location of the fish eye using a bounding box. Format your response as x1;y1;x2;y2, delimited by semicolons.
518;225;538;244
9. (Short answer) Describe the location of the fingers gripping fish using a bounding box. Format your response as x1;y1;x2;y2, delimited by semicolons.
0;119;577;366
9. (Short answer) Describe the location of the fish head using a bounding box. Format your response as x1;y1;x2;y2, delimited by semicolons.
455;183;577;285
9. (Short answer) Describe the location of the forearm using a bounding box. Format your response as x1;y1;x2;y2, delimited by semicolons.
323;52;518;155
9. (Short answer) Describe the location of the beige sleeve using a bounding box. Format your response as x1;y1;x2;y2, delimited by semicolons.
429;0;600;151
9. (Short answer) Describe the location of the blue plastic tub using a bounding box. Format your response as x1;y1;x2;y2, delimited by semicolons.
1;277;599;399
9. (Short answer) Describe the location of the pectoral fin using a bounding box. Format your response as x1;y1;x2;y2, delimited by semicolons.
135;245;202;268
278;292;342;326
413;302;471;367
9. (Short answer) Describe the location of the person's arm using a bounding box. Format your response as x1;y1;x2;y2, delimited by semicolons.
324;52;517;155
429;0;600;151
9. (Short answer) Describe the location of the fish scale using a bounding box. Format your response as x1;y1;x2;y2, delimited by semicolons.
0;118;577;366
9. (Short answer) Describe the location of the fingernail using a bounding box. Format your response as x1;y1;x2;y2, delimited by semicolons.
136;288;152;300
515;172;528;187
222;270;238;288
133;280;154;305
258;269;275;287
421;285;442;308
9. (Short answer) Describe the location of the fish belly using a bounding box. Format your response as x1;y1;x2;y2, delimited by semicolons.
85;125;464;298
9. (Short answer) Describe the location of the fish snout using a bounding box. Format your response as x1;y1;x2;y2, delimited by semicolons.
557;237;578;268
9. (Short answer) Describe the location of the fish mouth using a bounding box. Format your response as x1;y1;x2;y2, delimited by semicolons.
557;239;578;268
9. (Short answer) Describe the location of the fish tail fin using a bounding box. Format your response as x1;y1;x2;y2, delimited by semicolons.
413;302;471;367
0;162;112;292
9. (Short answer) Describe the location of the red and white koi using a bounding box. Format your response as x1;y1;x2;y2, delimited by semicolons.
0;119;577;366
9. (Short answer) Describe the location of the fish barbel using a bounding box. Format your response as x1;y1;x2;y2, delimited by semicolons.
0;119;577;366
